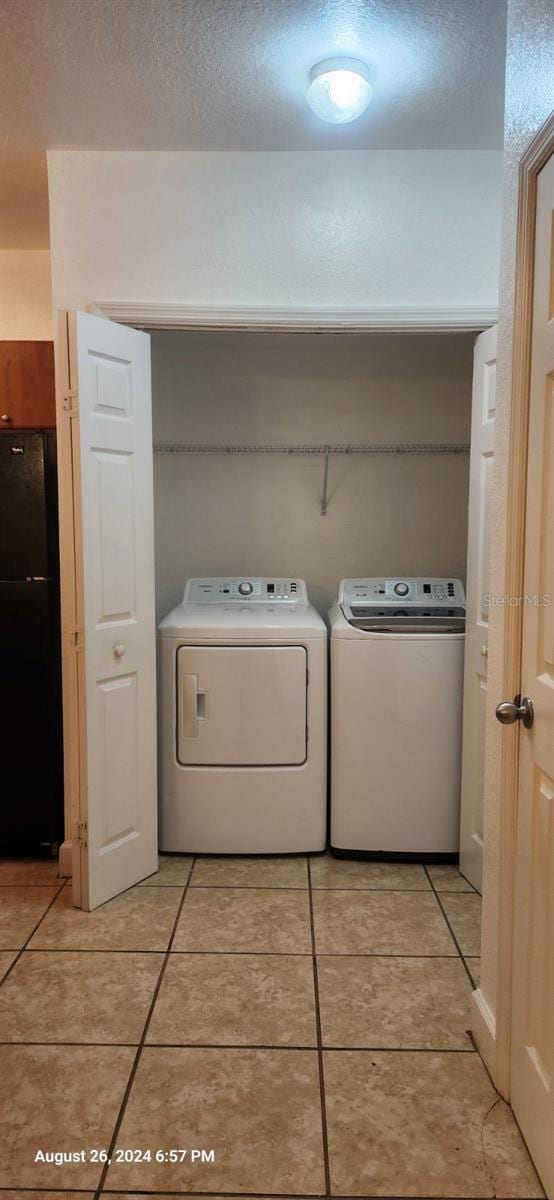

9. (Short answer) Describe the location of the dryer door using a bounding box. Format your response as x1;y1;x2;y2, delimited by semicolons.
177;644;307;766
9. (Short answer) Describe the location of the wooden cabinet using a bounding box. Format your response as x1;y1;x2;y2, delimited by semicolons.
0;341;56;428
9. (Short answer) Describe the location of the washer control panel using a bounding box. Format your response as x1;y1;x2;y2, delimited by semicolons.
183;578;307;604
340;578;465;607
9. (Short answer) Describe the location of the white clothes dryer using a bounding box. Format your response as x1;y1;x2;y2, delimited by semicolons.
329;578;466;860
158;577;327;854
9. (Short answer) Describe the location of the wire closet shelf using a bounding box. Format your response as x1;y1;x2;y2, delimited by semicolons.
153;441;470;516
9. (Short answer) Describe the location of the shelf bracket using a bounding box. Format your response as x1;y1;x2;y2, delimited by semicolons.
320;446;330;517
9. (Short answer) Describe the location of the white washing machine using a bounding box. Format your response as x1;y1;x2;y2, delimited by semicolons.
329;578;466;860
158;577;327;854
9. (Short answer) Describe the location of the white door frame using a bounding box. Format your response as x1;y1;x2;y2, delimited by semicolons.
58;300;496;879
55;312;84;890
478;113;554;1101
90;302;497;334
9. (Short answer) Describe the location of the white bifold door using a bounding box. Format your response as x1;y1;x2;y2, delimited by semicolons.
61;312;157;910
459;324;497;892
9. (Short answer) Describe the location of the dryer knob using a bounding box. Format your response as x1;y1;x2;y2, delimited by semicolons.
238;581;253;595
394;582;409;596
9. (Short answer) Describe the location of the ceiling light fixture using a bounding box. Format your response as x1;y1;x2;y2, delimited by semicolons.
307;57;373;125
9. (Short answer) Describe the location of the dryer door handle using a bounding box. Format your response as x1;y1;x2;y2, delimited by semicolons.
181;673;199;739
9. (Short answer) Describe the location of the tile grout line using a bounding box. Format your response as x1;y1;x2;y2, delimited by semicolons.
0;1191;507;1199
423;865;477;992
307;857;332;1198
12;947;462;957
0;1185;506;1195
0;880;66;992
0;1039;480;1051
185;884;442;892
0;881;479;892
93;858;197;1200
0;880;71;887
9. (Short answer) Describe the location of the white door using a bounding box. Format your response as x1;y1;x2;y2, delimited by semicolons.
177;645;307;765
510;152;554;1196
66;311;157;911
459;324;497;892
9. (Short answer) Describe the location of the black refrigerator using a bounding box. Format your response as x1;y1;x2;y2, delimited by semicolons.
0;429;64;851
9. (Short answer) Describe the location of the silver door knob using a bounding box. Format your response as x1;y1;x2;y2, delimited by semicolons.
495;694;534;729
113;643;126;659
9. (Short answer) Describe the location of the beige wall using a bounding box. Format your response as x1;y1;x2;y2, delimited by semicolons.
151;331;474;621
47;149;502;314
0;250;53;339
479;0;554;1079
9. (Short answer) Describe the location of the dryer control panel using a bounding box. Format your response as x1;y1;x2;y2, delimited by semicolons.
183;578;308;604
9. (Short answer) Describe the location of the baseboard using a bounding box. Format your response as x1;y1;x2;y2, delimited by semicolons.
471;987;497;1079
58;840;73;878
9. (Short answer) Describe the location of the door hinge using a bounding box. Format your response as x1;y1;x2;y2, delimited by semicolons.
75;819;88;848
63;389;79;416
73;625;85;652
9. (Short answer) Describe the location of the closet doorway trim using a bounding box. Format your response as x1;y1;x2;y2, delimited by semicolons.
91;303;498;334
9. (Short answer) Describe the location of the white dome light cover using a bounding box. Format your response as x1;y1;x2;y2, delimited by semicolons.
307;57;373;125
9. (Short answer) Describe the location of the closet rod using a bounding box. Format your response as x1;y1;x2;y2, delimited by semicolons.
154;442;470;456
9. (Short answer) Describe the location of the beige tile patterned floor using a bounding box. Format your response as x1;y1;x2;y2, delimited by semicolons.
317;955;472;1049
313;888;456;954
137;853;193;886
0;1044;134;1188
427;863;476;892
172;884;312;952
0;951;163;1043
310;854;430;890
106;1046;325;1194
440;891;483;956
191;854;309;888
324;1049;543;1197
28;882;182;951
0;885;62;948
466;955;481;986
0;950;17;981
146;952;317;1046
0;1194;94;1199
0;853;543;1199
0;857;63;885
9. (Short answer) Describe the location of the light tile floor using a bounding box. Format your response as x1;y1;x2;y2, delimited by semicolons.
0;853;544;1198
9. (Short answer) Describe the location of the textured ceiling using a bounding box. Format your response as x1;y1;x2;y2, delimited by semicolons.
1;0;507;247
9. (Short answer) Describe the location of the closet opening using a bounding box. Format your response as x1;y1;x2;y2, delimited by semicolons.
148;325;490;889
149;330;474;623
